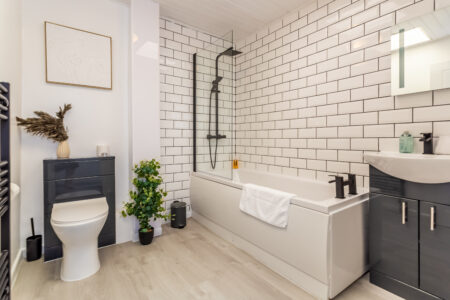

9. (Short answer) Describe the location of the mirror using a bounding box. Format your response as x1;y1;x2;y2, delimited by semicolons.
391;6;450;95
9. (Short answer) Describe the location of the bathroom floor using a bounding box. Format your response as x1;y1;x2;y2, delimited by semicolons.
13;220;402;300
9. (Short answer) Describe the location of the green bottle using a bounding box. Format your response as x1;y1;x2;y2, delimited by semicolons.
399;131;414;153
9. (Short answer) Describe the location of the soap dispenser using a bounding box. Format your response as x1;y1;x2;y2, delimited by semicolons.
399;131;414;153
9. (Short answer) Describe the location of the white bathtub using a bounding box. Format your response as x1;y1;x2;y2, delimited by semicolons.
190;168;369;299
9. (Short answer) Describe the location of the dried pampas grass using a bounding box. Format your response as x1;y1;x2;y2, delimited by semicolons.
16;104;72;142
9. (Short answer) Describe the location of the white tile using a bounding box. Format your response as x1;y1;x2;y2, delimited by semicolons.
327;42;350;58
327;161;350;173
351;112;378;125
328;90;351;103
380;0;414;15
328;66;351;81
338;75;364;90
351;138;378;150
339;50;364;67
351;85;378;100
340;0;364;19
395;122;432;137
395;91;432;108
351;162;369;176
339;150;364;162
317;104;338;116
352;6;379;27
317;35;340;52
339;100;364;114
364;124;394;137
329;0;352;13
365;42;390;60
307;116;327;127
434;89;450;105
351;59;378;76
317;127;338;137
434;121;450;136
339;25;364;44
309;6;328;23
307;159;327;171
339;125;364;137
328;114;350;126
351;32;379;51
328;138;351;149
317;149;338;160
364;69;390;86
290;158;307;168
414;105;450;122
328;18;352;36
364;97;394;111
379;109;412;123
291;16;308;31
318;12;339;29
283;10;299;26
317;58;339;73
364;13;395;35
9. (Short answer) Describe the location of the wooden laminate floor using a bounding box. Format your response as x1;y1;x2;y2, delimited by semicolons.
13;220;402;300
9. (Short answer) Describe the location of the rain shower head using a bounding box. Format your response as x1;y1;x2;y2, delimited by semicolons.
220;47;242;57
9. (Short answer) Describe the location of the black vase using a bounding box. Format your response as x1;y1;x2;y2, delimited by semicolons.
139;228;154;245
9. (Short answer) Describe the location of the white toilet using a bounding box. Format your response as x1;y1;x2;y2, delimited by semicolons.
51;197;108;282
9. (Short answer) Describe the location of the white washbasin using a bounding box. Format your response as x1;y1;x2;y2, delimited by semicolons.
364;152;450;184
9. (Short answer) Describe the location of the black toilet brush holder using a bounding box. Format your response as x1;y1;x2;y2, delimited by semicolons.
26;218;42;262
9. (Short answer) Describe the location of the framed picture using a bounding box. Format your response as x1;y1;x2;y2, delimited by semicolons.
44;21;112;90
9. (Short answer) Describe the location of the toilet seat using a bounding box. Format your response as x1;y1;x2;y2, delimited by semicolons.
51;197;108;225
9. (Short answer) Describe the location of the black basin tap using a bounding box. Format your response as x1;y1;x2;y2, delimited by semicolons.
420;132;433;154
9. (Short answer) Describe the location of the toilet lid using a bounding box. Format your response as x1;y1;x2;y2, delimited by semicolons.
51;197;108;224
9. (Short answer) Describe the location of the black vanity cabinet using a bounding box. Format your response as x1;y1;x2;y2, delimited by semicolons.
420;202;450;299
370;194;419;288
369;166;450;300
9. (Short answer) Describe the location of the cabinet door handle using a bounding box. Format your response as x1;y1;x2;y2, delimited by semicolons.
402;201;407;225
430;206;435;231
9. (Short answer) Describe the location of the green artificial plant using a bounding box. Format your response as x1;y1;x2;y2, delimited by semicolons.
122;159;169;232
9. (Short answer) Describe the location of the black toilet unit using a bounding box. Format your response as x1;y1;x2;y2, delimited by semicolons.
170;201;186;228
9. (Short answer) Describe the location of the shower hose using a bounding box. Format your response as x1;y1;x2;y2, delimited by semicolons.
208;90;218;169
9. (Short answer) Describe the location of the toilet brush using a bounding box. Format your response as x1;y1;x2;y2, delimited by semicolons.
26;218;42;261
31;218;35;236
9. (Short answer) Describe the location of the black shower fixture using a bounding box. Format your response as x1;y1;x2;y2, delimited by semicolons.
207;47;242;169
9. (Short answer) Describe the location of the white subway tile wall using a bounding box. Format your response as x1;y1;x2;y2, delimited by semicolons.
160;18;229;210
235;0;450;187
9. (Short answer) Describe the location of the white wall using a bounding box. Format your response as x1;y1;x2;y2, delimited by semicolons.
130;0;161;238
235;0;450;187
0;0;22;279
20;0;132;247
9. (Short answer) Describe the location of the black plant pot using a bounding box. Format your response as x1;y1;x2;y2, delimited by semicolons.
139;228;154;245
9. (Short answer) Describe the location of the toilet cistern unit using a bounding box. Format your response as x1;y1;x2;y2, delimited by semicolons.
51;197;108;281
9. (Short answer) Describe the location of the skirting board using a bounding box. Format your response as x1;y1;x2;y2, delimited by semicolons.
12;248;25;287
192;211;329;300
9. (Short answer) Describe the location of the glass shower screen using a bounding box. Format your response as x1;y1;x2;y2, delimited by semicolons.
193;31;237;179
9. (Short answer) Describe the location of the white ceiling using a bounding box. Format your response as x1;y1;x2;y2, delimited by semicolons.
156;0;308;41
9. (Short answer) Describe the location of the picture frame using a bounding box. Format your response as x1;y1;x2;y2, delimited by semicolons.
44;21;112;90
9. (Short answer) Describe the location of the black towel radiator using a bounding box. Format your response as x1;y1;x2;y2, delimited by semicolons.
0;82;11;299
